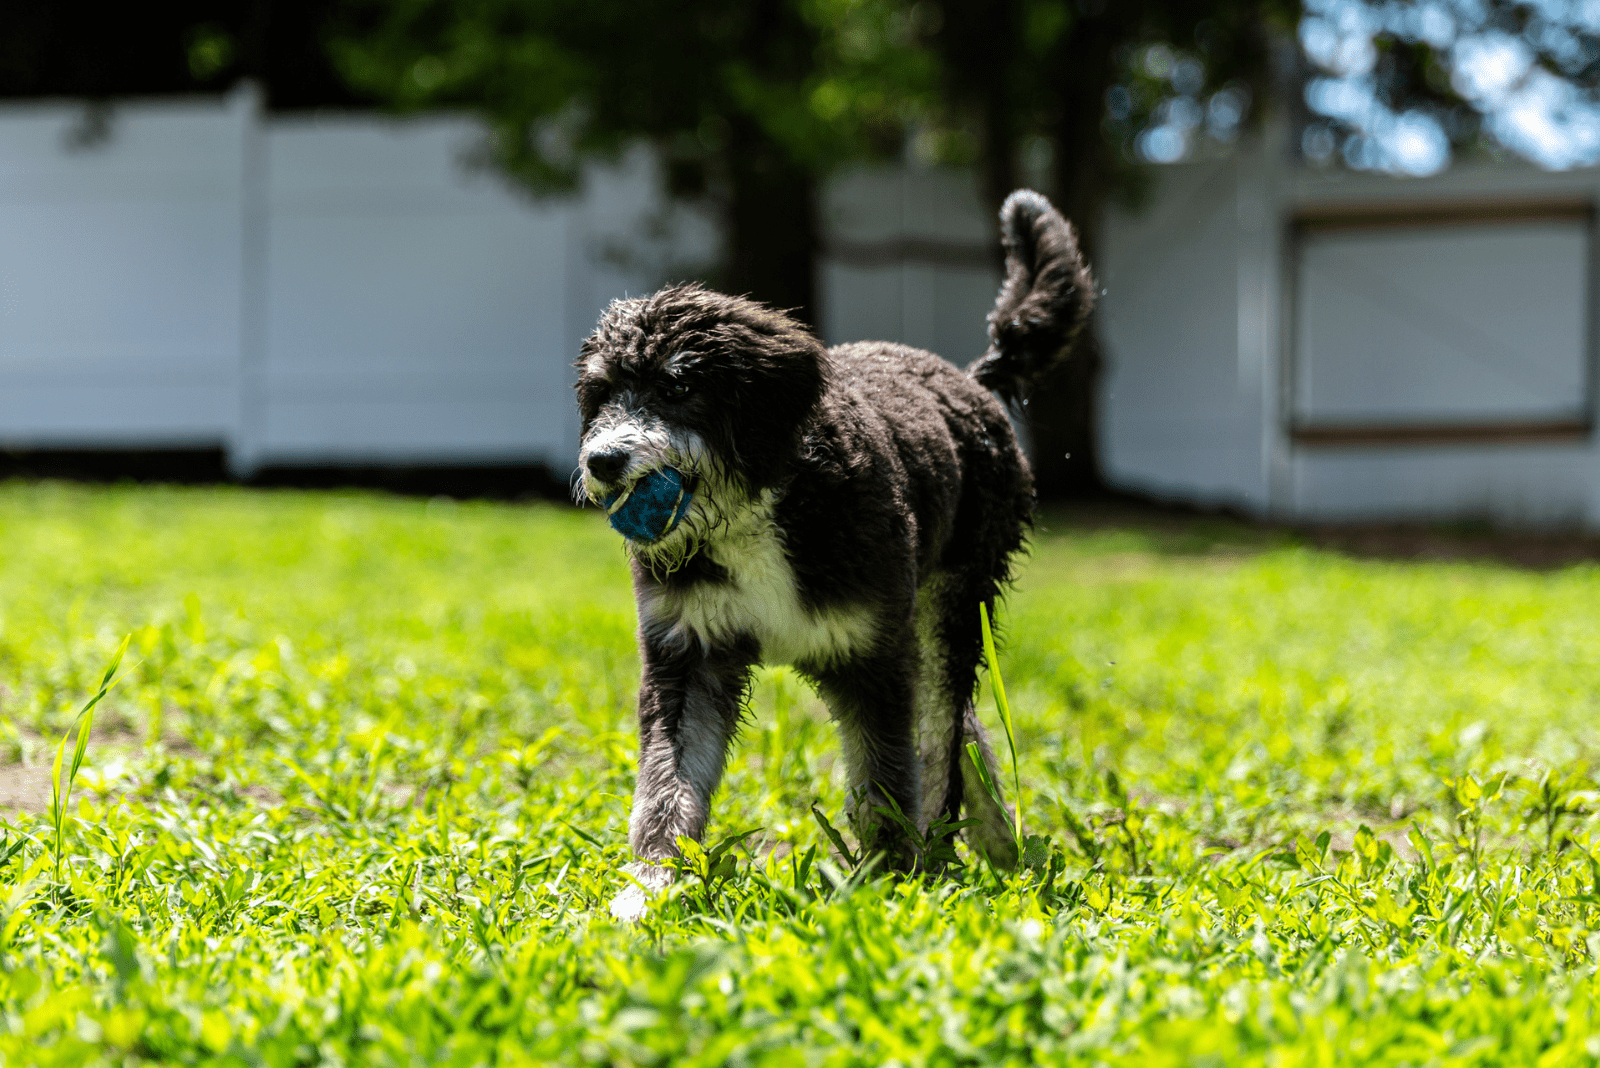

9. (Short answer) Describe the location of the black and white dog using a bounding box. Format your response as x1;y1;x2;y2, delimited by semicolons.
575;190;1094;919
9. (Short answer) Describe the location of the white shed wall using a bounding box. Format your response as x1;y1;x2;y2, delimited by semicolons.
1293;222;1588;425
1278;161;1600;526
1289;445;1600;526
1098;123;1600;529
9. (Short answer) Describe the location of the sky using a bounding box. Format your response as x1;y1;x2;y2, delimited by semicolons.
1297;0;1600;175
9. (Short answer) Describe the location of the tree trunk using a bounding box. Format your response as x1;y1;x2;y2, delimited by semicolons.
936;0;1020;238
724;117;819;328
1026;15;1126;501
935;0;1122;500
715;0;821;329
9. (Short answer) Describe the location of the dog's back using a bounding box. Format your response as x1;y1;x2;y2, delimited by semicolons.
812;340;1032;579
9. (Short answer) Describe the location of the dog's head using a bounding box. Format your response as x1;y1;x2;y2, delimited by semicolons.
574;284;827;561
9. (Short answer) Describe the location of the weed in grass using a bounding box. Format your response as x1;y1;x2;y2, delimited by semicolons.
47;634;127;893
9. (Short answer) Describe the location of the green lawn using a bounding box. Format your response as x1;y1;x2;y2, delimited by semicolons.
2;481;1600;1066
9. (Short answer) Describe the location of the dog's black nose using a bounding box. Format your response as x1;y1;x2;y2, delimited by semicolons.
586;448;630;483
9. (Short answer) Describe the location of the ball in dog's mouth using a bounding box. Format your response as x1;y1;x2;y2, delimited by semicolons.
603;467;693;543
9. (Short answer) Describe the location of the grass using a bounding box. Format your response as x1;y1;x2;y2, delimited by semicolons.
1;482;1600;1064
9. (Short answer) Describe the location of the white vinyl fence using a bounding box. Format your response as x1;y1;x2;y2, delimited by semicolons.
249;116;573;470
0;94;250;452
0;86;702;477
0;88;1001;481
11;84;1596;527
818;166;1000;369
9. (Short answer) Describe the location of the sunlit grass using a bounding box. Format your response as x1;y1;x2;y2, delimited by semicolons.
2;482;1600;1064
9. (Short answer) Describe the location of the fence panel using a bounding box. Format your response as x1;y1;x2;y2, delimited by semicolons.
0;93;249;447
248;115;573;472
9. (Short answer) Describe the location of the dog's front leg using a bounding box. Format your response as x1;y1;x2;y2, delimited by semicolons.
611;630;754;921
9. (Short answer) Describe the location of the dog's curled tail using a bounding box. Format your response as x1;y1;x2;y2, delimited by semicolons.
968;189;1096;407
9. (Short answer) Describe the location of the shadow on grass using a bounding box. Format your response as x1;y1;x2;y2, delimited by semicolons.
0;447;573;502
1039;493;1600;571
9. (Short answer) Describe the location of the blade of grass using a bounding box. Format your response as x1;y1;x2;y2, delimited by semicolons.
49;635;130;888
811;803;859;868
979;602;1022;843
48;731;67;886
964;739;1013;877
0;833;27;869
965;741;1001;810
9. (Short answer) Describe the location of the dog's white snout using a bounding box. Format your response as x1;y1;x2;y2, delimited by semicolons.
579;418;670;498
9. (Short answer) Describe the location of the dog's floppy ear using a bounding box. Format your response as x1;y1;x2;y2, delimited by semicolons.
573;337;608;433
691;294;832;489
574;295;650;433
701;300;827;492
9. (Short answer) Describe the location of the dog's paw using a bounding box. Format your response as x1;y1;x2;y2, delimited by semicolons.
608;861;675;922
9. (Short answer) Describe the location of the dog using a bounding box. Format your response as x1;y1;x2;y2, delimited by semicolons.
574;190;1094;920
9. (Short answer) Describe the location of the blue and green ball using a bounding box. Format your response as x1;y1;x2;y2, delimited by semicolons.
604;467;694;543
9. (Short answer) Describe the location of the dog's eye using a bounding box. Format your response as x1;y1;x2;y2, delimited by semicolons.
668;379;691;399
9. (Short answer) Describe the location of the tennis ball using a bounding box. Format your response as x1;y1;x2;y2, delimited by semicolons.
604;467;693;542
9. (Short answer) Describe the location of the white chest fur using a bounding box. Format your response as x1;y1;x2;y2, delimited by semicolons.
640;496;877;666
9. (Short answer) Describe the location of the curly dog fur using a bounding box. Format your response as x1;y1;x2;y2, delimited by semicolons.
574;190;1094;918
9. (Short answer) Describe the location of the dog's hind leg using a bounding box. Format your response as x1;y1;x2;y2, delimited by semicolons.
909;575;967;865
813;647;924;871
612;627;757;920
930;575;1020;871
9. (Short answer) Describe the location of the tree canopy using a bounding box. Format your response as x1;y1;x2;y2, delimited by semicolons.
0;0;356;108
329;1;949;326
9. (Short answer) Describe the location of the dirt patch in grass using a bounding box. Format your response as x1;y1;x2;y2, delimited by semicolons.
1068;550;1252;584
0;722;148;813
1316;814;1419;862
0;764;51;813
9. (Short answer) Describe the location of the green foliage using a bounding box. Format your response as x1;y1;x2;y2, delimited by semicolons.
326;0;1297;210
330;0;937;192
3;484;1600;1063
